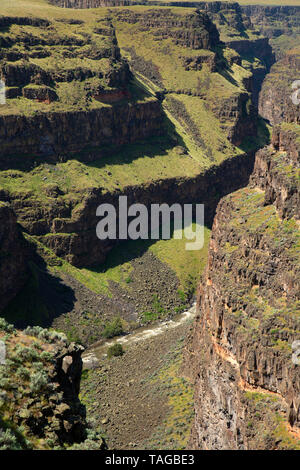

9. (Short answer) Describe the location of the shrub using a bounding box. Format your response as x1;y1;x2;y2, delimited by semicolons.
40;351;53;361
107;343;124;358
15;366;30;381
0;318;15;334
0;428;21;450
24;326;67;344
13;345;39;362
102;317;124;339
29;371;48;393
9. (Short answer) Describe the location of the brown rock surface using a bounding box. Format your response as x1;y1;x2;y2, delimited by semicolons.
186;128;300;449
0;202;28;311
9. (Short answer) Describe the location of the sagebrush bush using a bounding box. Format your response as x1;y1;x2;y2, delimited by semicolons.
0;428;21;450
29;370;48;393
107;343;124;358
13;344;39;362
0;318;15;334
102;317;124;339
15;366;30;381
24;326;67;344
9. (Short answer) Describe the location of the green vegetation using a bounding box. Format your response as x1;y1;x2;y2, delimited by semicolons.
0;137;202;195
107;343;124;358
242;390;300;450
0;0;129;116
145;338;194;450
0;326;59;449
102;317;124;339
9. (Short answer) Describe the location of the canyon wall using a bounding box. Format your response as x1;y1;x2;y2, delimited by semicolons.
187;61;300;448
1;150;255;268
241;4;300;43
0;203;28;311
0;98;164;168
0;6;270;268
259;48;300;126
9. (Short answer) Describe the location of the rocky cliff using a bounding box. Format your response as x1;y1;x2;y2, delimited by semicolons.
0;98;163;167
0;149;255;268
114;9;220;50
0;14;166;165
0;203;28;311
241;4;300;44
259;47;300;126
186;103;300;450
0;6;272;268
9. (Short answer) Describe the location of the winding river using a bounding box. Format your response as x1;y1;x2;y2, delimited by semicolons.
82;302;197;369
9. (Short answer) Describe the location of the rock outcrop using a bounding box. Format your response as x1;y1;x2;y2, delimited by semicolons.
241;4;300;43
0;203;28;311
259;47;300;126
0;98;164;167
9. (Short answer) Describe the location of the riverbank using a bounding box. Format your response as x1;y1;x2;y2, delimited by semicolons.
80;310;195;449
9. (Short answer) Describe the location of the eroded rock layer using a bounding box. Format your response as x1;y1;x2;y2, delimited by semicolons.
187;125;300;450
259;47;300;126
0;203;28;311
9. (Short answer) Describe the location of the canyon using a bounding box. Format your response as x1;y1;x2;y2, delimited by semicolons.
0;0;299;451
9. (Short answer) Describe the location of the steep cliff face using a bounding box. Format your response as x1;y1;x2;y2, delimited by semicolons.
187;125;300;450
0;203;28;311
114;9;220;50
252;124;300;221
241;4;300;44
0;150;255;268
0;98;163;167
259;48;300;126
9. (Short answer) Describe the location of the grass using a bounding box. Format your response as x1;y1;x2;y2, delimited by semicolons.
0;0;128;116
145;339;194;450
54;223;211;297
0;135;203;196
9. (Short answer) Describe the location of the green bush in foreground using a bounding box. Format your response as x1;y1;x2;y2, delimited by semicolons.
102;317;124;339
107;343;124;358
